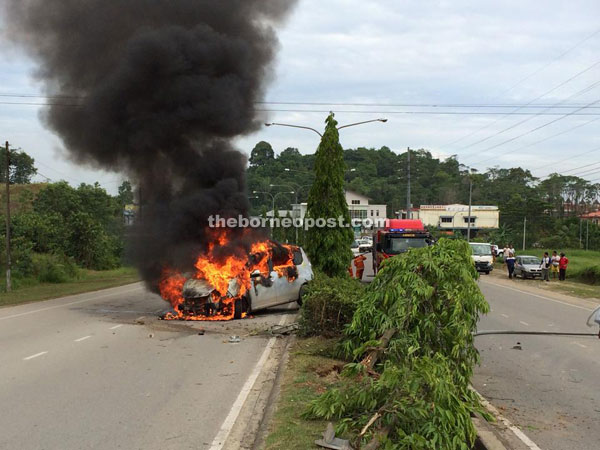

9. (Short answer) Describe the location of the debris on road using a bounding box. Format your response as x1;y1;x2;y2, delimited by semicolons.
228;335;241;343
270;323;299;336
315;423;352;450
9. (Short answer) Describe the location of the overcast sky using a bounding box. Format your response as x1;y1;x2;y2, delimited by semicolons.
1;0;599;193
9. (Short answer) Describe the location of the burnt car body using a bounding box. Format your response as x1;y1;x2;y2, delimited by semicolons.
180;247;313;319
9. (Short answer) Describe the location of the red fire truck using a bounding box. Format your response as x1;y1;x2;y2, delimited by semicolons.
372;219;433;273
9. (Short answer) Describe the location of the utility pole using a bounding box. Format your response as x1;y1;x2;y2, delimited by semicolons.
580;218;583;248
467;172;473;242
406;147;411;219
522;217;527;251
586;219;589;251
5;141;11;292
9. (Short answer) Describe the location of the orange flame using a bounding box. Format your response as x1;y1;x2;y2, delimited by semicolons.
159;230;299;321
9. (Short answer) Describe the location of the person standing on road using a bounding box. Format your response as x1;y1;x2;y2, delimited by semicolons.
559;252;569;281
551;250;560;279
505;244;516;279
353;253;367;281
540;252;551;282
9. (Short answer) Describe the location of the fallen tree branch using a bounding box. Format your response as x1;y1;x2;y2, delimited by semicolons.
360;328;397;371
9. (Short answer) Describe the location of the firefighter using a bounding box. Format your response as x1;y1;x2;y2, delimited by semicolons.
353;253;367;280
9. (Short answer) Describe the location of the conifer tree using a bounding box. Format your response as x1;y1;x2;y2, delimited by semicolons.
305;114;354;276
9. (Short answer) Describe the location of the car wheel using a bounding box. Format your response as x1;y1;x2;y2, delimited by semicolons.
297;283;307;306
485;271;490;275
233;298;243;320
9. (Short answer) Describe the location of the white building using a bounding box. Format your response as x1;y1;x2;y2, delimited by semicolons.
285;190;387;229
419;204;499;232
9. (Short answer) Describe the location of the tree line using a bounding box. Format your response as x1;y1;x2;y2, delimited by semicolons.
248;141;600;250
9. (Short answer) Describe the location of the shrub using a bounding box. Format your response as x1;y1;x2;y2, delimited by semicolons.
306;239;490;449
32;253;79;283
573;265;600;285
298;273;364;337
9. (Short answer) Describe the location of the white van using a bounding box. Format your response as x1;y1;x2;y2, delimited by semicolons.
469;242;494;274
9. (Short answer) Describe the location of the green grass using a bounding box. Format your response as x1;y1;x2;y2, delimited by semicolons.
500;248;600;285
264;337;347;450
0;266;140;308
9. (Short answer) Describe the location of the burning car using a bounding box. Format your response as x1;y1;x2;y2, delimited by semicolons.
160;237;313;321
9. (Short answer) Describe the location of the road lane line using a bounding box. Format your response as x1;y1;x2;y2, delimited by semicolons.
520;321;530;326
0;286;144;321
23;351;48;361
572;341;588;348
471;387;542;450
109;324;123;330
209;314;288;450
501;313;509;318
481;280;595;312
75;336;92;342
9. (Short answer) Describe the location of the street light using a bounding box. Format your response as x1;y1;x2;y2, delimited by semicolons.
253;190;295;238
265;117;387;136
337;118;388;131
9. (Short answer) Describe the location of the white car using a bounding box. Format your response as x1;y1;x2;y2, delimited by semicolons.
180;247;313;319
351;240;361;256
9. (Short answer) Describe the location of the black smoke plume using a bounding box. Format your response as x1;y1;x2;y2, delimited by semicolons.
3;0;296;290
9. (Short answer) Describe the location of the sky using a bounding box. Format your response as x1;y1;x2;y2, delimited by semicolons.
1;0;600;193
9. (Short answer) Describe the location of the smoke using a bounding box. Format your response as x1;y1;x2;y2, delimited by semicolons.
3;0;296;289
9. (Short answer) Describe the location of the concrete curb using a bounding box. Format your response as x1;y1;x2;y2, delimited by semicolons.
474;417;509;450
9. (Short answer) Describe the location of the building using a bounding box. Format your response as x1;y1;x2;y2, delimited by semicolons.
580;210;600;225
419;204;499;234
283;190;387;231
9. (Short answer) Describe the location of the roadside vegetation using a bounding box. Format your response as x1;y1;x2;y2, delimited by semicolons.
0;148;138;303
268;240;490;449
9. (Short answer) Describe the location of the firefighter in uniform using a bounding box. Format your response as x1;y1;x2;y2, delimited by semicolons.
353;254;366;281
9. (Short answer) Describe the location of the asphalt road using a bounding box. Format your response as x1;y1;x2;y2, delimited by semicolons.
473;277;600;450
0;283;297;450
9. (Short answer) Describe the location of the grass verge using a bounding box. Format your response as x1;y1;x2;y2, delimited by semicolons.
0;266;140;308
264;336;347;450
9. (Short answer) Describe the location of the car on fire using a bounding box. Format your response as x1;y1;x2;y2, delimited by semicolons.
179;246;313;319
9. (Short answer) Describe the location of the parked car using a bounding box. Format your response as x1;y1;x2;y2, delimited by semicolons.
469;242;494;274
513;255;542;279
357;238;372;253
181;247;313;319
491;244;503;258
351;240;360;256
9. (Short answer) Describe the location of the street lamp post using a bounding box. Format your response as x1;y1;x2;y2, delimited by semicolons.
466;168;477;242
265;118;387;134
253;190;295;239
270;182;312;244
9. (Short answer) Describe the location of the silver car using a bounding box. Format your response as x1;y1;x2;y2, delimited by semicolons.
513;255;542;279
180;247;313;319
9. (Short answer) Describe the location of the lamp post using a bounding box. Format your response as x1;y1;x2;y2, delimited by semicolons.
270;183;312;244
265;118;387;135
252;190;295;238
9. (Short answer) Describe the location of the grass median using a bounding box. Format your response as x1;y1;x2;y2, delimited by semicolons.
264;336;347;450
0;266;140;308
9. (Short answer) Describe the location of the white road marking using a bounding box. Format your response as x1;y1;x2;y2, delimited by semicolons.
23;351;48;361
109;324;123;330
501;313;509;318
519;321;530;326
0;285;144;321
209;314;288;450
481;280;594;312
75;336;92;342
572;341;588;349
471;387;542;450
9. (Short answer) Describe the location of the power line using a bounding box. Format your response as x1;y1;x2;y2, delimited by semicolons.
5;101;600;115
531;144;600;171
458;78;600;160
467;97;600;168
4;93;600;109
444;59;600;148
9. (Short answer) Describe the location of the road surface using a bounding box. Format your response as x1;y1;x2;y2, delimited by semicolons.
0;283;297;450
473;277;600;450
